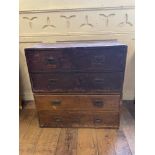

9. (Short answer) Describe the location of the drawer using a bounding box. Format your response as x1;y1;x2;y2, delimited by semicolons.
38;110;119;128
30;72;124;93
34;94;120;111
25;46;127;73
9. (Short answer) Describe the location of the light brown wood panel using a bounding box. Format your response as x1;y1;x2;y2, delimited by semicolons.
36;128;61;145
19;109;35;122
33;128;61;155
77;129;98;155
21;112;42;144
19;109;35;143
34;144;57;155
55;128;78;155
95;129;116;155
34;94;120;112
19;144;35;155
38;110;119;128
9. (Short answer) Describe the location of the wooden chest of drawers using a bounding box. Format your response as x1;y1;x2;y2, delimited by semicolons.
25;41;127;128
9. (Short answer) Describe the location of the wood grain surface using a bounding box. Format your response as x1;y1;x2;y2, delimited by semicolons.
31;72;124;93
25;45;127;73
34;94;120;112
19;103;134;155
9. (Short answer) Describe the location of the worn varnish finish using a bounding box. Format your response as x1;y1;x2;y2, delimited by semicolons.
25;41;127;128
38;110;119;128
31;72;124;93
34;94;120;111
19;103;135;155
25;46;127;73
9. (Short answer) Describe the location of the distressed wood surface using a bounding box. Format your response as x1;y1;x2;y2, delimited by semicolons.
38;110;119;128
95;129;116;155
34;94;120;112
77;129;98;155
34;128;61;155
20;144;36;155
20;112;42;144
25;45;127;73
19;109;36;143
20;104;134;155
55;128;78;155
31;72;124;93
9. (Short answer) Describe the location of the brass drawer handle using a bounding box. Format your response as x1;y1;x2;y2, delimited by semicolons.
47;56;57;64
72;118;80;123
93;100;104;107
48;79;57;84
48;79;57;89
94;78;104;84
93;55;105;64
55;118;62;122
94;118;102;123
51;99;61;106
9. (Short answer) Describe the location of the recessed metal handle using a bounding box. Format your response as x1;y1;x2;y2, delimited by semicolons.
47;56;57;64
93;55;105;64
94;78;104;84
94;118;102;123
93;100;104;107
48;79;57;84
48;79;57;89
72;117;80;123
51;99;61;106
55;118;62;122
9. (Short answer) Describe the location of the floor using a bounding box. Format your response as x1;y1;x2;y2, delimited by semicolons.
20;101;135;155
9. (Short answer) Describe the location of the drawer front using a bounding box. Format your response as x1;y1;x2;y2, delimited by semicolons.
34;94;120;111
31;73;124;93
25;46;127;72
38;111;119;128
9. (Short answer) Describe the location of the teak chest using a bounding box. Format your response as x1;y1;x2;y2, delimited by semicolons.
25;41;127;128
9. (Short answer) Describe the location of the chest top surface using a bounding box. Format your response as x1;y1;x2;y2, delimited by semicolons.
25;40;127;50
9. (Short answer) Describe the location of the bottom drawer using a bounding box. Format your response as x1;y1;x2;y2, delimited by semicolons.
38;111;119;128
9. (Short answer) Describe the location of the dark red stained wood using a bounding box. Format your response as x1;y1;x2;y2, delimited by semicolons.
24;41;127;129
38;110;119;128
30;72;124;93
25;46;127;73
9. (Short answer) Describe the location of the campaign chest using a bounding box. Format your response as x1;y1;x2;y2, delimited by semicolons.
25;41;127;128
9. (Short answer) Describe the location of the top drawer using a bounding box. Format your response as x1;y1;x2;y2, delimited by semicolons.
25;46;127;73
